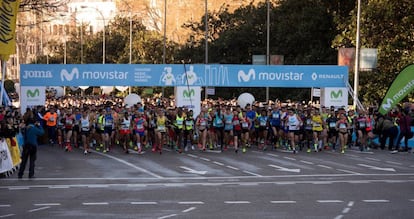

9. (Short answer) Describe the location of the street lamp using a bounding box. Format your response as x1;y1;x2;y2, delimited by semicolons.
354;0;361;110
204;0;208;100
81;5;106;64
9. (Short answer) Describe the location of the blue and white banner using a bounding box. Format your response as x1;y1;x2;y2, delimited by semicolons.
20;64;348;87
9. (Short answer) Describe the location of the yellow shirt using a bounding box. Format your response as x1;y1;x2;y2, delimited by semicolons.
311;115;323;132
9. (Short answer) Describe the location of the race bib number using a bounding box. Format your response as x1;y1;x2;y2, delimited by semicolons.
329;122;336;128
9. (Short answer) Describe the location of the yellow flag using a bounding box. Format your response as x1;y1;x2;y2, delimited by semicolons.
0;0;21;60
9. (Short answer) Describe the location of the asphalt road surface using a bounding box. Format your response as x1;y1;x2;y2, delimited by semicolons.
1;144;414;219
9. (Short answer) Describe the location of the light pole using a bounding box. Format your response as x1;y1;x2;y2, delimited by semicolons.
204;0;208;100
81;5;106;64
59;13;67;64
353;0;361;110
266;0;270;102
162;0;167;98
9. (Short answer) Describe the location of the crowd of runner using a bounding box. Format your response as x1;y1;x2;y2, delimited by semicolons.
1;95;413;156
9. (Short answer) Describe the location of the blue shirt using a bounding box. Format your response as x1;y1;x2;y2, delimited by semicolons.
25;124;45;146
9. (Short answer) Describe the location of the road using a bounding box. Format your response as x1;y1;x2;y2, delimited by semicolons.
1;144;414;219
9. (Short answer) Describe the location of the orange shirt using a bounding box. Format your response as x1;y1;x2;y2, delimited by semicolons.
43;112;58;127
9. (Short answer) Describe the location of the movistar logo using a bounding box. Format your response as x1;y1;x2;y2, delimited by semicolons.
61;68;79;82
330;90;343;99
183;89;195;98
381;98;393;112
27;89;40;98
238;69;256;82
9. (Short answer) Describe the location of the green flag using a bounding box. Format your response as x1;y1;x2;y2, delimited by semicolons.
379;64;414;115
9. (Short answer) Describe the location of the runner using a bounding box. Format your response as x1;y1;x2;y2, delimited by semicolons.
311;108;325;152
63;108;75;152
183;110;195;151
196;107;210;151
336;113;350;154
154;107;168;154
286;108;302;154
133;110;147;154
118;112;132;153
80;108;92;155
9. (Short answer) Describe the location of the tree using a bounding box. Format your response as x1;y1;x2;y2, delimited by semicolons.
177;0;341;101
332;0;414;106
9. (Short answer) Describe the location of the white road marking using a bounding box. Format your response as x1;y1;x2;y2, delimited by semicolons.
225;201;251;204
87;185;109;188
0;214;15;218
270;201;297;204
182;207;197;213
226;165;239;170
179;166;207;175
34;203;61;206
82;202;109;205
199;157;210;161
336;169;361;175
334;215;344;219
342;207;351;213
410;199;414;202
28;206;50;212
131;202;158;205
362;200;389;203
187;154;198;158
158;214;177;219
0;205;10;207
267;153;279;158
269;164;301;173
242;170;263;177
274;182;296;185
317;164;333;169
97;151;164;179
386;161;403;165
348;180;370;184
358;164;396;172
239;182;259;186
49;186;70;189
348;201;354;207
178;201;204;205
213;161;224;166
8;187;29;190
312;182;332;185
317;200;343;203
365;157;380;161
283;156;297;161
300;160;314;165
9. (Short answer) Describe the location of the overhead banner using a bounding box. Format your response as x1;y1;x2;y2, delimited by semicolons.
379;64;414;115
175;86;201;117
0;0;20;60
20;64;348;88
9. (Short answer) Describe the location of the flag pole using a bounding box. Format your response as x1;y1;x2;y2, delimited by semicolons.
0;60;6;106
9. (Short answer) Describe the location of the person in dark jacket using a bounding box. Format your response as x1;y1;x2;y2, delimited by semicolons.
396;108;413;152
375;114;398;151
18;118;45;179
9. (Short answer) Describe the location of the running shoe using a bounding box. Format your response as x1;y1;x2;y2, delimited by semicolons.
84;150;88;155
307;148;311;153
341;149;345;154
242;148;246;153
